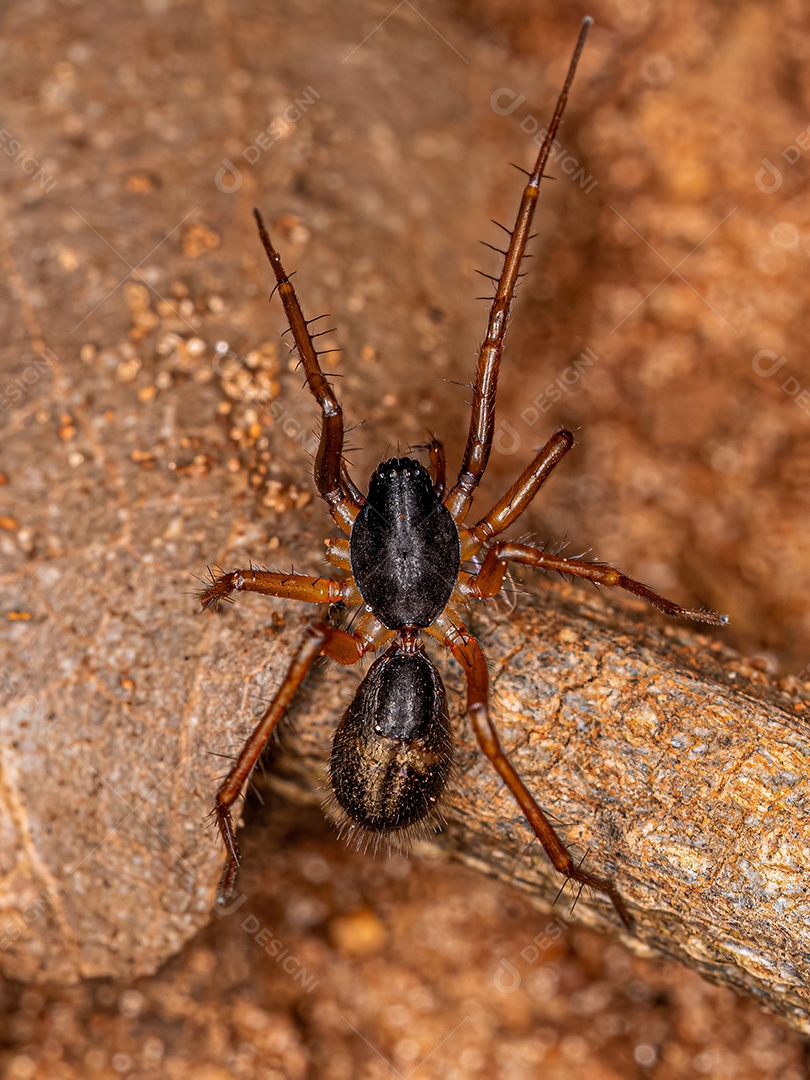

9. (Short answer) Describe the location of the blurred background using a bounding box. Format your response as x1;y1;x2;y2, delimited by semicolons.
1;0;809;1076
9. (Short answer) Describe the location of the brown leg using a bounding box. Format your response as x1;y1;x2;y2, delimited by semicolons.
325;537;351;571
198;567;360;611
444;19;592;524
428;610;631;928
416;438;446;499
213;616;393;903
341;461;366;507
253;209;361;535
470;541;728;625
463;430;574;557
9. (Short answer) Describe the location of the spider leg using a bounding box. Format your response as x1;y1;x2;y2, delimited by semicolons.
213;615;393;903
253;208;361;535
325;537;351;571
341;461;366;506
462;429;574;558
427;609;631;928
197;567;360;610
444;18;592;525
469;541;729;626
414;437;446;499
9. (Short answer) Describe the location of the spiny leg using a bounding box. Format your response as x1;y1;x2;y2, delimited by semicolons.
253;208;361;535
444;18;592;524
213;616;393;903
469;541;729;625
198;567;361;610
427;609;631;928
462;429;574;559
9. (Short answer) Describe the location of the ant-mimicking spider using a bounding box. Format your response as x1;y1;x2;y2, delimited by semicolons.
199;17;727;928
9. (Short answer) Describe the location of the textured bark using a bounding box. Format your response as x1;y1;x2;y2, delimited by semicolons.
251;585;810;1035
1;0;809;1048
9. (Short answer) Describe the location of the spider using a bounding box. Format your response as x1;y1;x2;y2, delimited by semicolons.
199;18;726;928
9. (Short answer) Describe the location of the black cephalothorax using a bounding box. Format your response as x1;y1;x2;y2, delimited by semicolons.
198;18;727;929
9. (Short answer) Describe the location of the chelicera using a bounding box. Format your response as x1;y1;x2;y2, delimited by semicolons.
199;18;727;927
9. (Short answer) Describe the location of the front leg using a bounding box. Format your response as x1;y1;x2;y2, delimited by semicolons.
468;541;728;626
253;209;362;534
444;19;593;524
